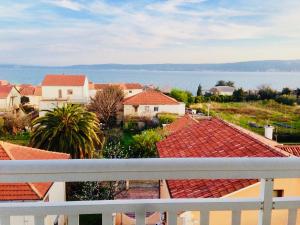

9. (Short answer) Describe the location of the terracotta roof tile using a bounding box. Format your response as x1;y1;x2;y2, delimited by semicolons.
276;145;300;157
123;90;179;105
19;85;42;96
0;85;14;98
0;142;70;201
157;117;284;198
165;115;199;134
42;74;86;86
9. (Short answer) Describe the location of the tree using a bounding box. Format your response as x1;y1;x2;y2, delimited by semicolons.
21;96;30;105
88;86;124;127
170;88;193;105
131;129;165;158
294;88;300;99
233;88;245;102
281;87;292;95
215;80;235;87
196;84;203;96
226;81;235;87
30;104;101;159
215;80;226;86
258;85;277;100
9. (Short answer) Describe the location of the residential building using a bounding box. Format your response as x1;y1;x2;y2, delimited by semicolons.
157;116;299;225
89;82;143;98
209;86;235;95
0;141;70;225
0;85;21;111
18;85;42;108
122;90;185;120
39;74;89;115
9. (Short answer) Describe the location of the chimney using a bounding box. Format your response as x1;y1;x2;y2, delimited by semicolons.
264;125;274;140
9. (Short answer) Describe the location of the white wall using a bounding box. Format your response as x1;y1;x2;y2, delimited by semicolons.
28;96;41;107
0;87;21;110
124;103;185;118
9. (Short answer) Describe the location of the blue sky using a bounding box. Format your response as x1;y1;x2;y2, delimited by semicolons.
0;0;300;65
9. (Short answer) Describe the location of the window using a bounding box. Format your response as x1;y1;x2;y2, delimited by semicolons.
133;105;139;112
154;106;159;112
273;189;284;197
67;89;73;95
129;90;132;93
58;89;62;98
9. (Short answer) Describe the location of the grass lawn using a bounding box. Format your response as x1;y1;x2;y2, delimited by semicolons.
0;132;30;146
191;100;300;143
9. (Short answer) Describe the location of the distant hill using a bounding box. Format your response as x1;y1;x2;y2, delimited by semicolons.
1;60;300;72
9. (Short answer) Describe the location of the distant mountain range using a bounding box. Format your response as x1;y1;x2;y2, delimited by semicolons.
1;60;300;72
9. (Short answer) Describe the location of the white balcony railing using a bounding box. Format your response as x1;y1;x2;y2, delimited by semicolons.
1;157;300;225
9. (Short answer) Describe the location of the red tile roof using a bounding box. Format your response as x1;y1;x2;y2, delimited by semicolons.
165;115;199;134
0;142;70;201
19;85;42;96
0;85;14;98
123;90;180;105
42;74;86;86
276;145;300;157
157;117;284;198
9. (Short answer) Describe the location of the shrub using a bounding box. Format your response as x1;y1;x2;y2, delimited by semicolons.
170;88;193;105
276;95;297;106
195;96;206;103
258;86;277;100
157;113;177;125
131;129;166;158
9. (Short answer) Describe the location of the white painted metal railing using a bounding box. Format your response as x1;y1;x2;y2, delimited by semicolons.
1;158;300;225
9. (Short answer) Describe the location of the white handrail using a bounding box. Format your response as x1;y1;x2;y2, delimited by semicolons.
1;157;300;182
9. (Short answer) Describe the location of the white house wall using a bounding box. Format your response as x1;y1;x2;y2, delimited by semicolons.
124;103;185;118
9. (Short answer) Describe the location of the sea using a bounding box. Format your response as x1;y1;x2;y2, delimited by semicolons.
0;67;300;93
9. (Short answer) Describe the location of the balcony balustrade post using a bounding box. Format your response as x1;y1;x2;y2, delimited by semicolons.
200;210;209;225
258;178;274;225
167;211;177;225
0;216;10;225
34;215;45;225
287;209;297;225
135;211;145;225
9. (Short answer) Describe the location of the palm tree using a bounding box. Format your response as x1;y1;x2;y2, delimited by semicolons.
30;104;101;158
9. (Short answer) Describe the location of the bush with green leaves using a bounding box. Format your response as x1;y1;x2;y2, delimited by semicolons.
157;113;177;125
276;95;297;106
170;88;193;105
131;129;166;158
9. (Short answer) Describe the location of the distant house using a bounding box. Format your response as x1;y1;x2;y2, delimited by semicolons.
89;82;143;98
0;85;21;111
18;85;42;108
39;74;89;115
157;116;299;225
209;86;235;96
0;141;70;225
122;90;185;120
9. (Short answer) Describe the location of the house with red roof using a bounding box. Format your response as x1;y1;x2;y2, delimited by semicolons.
0;141;70;225
39;74;89;115
157;116;300;225
122;90;185;122
89;82;143;98
18;85;42;108
0;85;21;111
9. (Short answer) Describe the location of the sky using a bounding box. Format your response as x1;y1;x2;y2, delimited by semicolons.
0;0;300;66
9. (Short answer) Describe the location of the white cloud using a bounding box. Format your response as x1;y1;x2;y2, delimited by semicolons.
45;0;83;11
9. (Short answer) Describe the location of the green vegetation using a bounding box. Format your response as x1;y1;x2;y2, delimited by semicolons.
170;88;193;105
30;104;102;158
0;132;30;146
131;129;166;158
157;113;178;125
191;100;300;143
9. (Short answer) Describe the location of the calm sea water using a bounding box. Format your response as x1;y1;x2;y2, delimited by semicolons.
0;67;300;93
